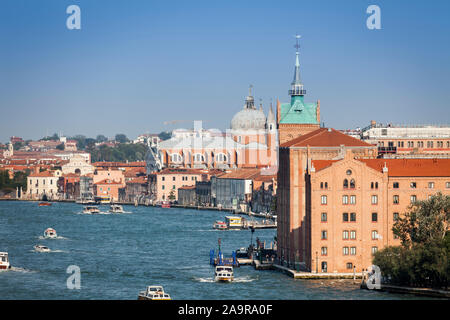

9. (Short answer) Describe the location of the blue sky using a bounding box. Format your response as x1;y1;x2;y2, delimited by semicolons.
1;0;449;143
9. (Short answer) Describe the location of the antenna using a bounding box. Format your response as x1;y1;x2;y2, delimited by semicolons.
249;84;253;96
294;34;301;52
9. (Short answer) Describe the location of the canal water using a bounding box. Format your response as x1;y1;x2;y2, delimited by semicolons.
0;201;421;300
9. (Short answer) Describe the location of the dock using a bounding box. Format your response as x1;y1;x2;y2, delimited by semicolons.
274;264;363;279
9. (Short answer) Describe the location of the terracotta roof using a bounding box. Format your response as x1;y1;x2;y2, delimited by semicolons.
95;179;123;185
217;168;262;180
28;171;55;178
178;185;196;190
281;128;374;148
311;160;340;172
127;177;147;184
155;168;205;175
359;158;450;177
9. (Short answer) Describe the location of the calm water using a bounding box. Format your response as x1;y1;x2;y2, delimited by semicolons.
0;201;421;300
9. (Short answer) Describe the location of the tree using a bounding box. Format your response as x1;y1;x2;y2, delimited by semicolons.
158;131;172;141
56;143;65;150
96;135;108;143
373;193;450;289
41;133;59;141
115;134;129;144
168;190;176;201
393;192;450;247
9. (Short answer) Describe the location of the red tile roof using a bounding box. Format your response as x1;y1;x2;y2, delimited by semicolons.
281;128;374;148
28;171;56;178
217;168;262;180
95;179;123;185
359;158;450;177
155;168;205;175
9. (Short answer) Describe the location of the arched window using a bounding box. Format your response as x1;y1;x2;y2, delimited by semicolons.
350;179;355;189
343;179;349;189
216;153;228;163
170;153;182;163
324;182;328;189
193;153;205;162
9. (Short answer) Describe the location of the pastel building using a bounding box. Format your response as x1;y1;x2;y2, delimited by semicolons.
27;170;62;200
153;168;207;201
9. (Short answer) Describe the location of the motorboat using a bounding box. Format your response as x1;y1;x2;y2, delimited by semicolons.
213;220;227;230
161;201;171;208
214;265;234;282
138;286;171;300
38;202;52;207
235;247;249;258
44;228;57;238
34;245;50;253
83;206;100;214
109;204;125;213
0;252;10;270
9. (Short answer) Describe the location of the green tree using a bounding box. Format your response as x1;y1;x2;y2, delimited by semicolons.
158;131;172;141
56;143;65;150
168;190;176;201
96;135;108;143
115;134;129;144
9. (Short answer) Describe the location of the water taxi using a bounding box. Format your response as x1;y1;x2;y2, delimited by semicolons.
138;286;171;300
94;195;111;204
0;252;10;270
225;216;244;229
83;206;100;214
44;228;57;239
214;265;234;282
34;245;50;253
213;220;227;230
109;204;125;213
38;202;52;207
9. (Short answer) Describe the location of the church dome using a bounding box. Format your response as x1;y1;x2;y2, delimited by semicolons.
230;89;266;130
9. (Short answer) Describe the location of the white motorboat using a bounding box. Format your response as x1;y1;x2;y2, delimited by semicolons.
109;204;125;213
214;265;234;282
213;220;227;230
83;206;100;214
138;286;171;300
34;245;50;253
0;252;10;270
44;228;57;239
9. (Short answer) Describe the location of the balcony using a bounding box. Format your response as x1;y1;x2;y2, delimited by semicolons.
378;146;397;154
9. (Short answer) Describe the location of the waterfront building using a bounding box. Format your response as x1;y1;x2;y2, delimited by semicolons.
178;185;197;206
58;173;81;200
94;178;123;201
358;121;450;157
26;170;61;200
152;168;207;201
118;176;148;203
93;168;125;185
195;181;212;206
277;36;320;145
306;153;450;273
61;154;94;176
158;87;277;170
277;128;378;271
79;175;94;200
251;175;277;214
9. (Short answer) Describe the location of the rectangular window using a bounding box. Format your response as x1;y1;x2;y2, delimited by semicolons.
350;195;356;204
342;213;349;222
371;195;378;204
350;230;356;240
411;195;417;203
350;247;356;255
321;230;327;240
350;212;356;222
321;195;327;205
393;195;399;204
372;230;378;240
410;182;416;188
321;212;327;222
162;177;165;181
342;195;348;204
447;182;450;188
372;247;378;254
393;212;399;221
343;230;349;240
393;182;399;188
428;182;434;189
321;247;327;256
321;262;327;273
372;212;378;222
162;185;165;190
173;177;176;181
343;247;349;255
346;262;353;270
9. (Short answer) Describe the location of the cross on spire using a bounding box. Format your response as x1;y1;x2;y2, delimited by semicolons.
249;84;253;96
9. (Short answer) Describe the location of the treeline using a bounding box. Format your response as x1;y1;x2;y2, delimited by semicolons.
373;193;450;289
0;170;29;193
89;143;148;162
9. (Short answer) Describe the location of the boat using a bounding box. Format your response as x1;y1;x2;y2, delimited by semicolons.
94;195;111;204
138;286;171;300
213;220;228;230
225;216;244;229
0;252;10;270
214;265;234;282
83;206;100;214
235;247;249;258
38;202;52;207
34;245;50;252
44;228;57;238
161;201;171;208
109;204;125;213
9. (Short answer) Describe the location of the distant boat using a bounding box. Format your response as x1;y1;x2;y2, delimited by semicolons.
83;206;100;214
161;201;171;208
44;228;57;239
213;221;227;230
38;202;52;207
109;204;125;213
0;252;10;270
138;286;171;300
34;245;50;253
214;265;234;282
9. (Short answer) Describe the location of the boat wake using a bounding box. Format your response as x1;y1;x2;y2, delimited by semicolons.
4;266;37;273
38;236;68;240
193;276;256;283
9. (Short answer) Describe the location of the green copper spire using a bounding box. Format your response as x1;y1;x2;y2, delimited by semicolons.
289;35;306;97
